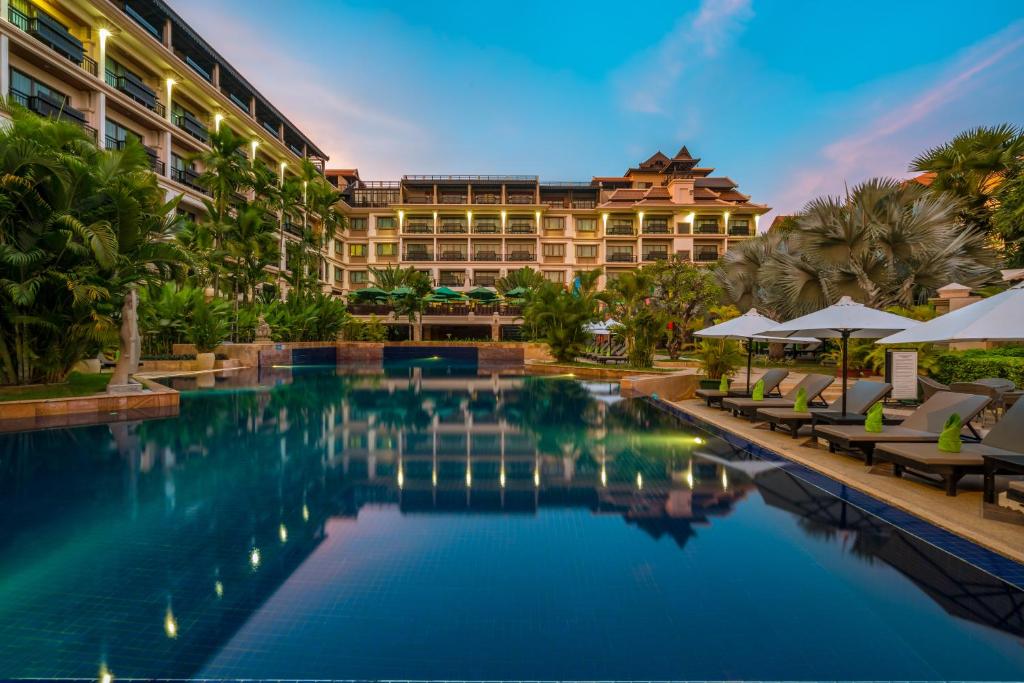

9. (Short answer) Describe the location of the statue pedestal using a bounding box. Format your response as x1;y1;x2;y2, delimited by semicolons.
107;380;144;394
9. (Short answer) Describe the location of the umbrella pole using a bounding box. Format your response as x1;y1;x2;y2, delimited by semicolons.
746;339;753;394
841;330;850;416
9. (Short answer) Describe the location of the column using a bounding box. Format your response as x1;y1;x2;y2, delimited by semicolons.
95;92;106;148
161;130;171;177
211;63;220;88
1;0;8;24
0;34;8;100
162;18;172;48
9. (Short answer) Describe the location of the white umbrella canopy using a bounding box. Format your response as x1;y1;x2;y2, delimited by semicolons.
585;319;618;335
876;284;1024;344
764;296;919;415
695;309;818;393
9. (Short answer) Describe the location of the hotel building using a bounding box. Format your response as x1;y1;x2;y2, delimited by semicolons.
326;147;770;292
0;0;332;281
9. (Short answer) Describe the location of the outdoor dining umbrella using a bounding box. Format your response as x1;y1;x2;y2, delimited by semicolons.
389;286;415;298
584;319;618;335
467;286;499;301
876;283;1024;344
504;286;528;298
432;286;466;300
352;286;389;301
695;309;817;393
764;296;918;415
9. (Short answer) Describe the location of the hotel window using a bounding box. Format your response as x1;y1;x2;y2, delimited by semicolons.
729;218;750;235
543;271;565;283
576;217;597;232
350;270;369;284
543;216;565;230
695;216;720;233
377;216;396;229
104;119;142;150
376;243;397;257
542;243;566;257
349;243;367;257
677;221;692;234
334;266;343;283
350;217;368;231
576;244;598;259
607;246;634;262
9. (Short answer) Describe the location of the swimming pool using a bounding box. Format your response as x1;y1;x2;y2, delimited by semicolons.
1;363;1022;681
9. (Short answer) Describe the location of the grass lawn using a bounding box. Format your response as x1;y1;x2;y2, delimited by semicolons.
0;372;112;403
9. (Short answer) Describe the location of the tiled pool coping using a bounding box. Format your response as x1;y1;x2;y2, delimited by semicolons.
645;396;1024;591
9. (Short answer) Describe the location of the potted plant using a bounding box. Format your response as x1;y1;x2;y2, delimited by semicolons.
696;338;744;389
188;298;229;370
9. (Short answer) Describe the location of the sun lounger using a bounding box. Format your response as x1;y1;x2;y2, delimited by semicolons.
757;380;892;439
1009;480;1024;504
722;373;835;420
872;397;1024;495
695;369;788;408
811;391;990;465
918;376;949;402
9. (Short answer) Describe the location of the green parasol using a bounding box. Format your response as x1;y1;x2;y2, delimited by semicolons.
351;286;389;300
467;286;499;301
432;286;466;299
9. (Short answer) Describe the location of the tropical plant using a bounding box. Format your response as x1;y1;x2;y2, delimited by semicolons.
193;127;250;295
370;265;432;338
343;316;389;342
648;257;722;359
603;269;666;368
139;282;195;355
718;178;1000;320
187;296;230;353
495;266;546;294
992;159;1024;267
696;338;745;381
264;291;349;342
223;202;279;304
522;269;602;362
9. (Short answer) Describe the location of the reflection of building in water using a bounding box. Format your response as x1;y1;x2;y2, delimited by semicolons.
755;467;1024;639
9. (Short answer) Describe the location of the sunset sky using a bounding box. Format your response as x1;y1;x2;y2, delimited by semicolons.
173;0;1024;218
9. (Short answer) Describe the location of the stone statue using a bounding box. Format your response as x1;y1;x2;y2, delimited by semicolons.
255;314;272;343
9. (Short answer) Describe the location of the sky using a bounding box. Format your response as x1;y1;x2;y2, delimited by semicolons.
172;0;1024;220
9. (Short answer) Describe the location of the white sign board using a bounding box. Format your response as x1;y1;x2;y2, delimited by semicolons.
887;350;919;400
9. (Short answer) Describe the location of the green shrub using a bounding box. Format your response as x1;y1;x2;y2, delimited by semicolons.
932;348;1024;386
188;297;230;353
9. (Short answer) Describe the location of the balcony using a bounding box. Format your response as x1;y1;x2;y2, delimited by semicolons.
227;91;250;113
404;195;433;204
472;223;501;234
404;224;433;234
124;2;161;39
472;250;501;262
404;251;434;261
174;111;209;143
694;223;723;235
571;200;596;209
506;222;536;235
15;88;86;125
171;166;204;192
474;277;498;287
642;224;671;234
507;194;534;205
606;224;635;236
439;251;468;262
105;70;162;115
438;274;466;287
260;120;279;137
439;194;467;204
642;250;669;262
607;252;636;263
695;250;720;262
185;56;212;83
472;193;501;204
438;223;468;234
729;226;753;236
283;220;303;237
506;251;536;262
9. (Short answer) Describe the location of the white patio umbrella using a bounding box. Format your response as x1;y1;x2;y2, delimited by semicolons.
584;319;618;335
764;297;918;415
695;309;817;393
876;283;1024;344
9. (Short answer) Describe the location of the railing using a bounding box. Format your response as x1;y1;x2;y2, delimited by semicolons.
572;200;597;209
472;194;501;204
642;251;669;261
606;225;635;236
642;224;671;234
173;112;209;143
283;221;303;237
439;195;467;204
260;120;280;137
105;69;163;114
438;224;468;234
404;225;433;234
473;251;501;262
439;252;468;261
185;56;212;83
124;2;161;39
472;224;501;234
506;224;536;234
171;166;205;192
437;278;466;287
507;195;535;204
404;196;433;204
151;157;166;175
695;251;720;262
506;252;536;261
694;224;722;234
227;91;250;113
541;181;594;188
473;279;498;287
403;252;434;261
607;253;636;262
728;227;753;236
403;174;538;182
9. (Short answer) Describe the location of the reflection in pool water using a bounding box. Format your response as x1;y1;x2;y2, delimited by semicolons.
0;363;1022;680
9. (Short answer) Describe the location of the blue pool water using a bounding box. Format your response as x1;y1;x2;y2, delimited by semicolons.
0;363;1022;681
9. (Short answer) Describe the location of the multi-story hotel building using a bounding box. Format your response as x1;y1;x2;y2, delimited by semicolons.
0;0;331;280
326;147;769;293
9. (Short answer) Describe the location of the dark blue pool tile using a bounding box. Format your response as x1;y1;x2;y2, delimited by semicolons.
645;396;1024;590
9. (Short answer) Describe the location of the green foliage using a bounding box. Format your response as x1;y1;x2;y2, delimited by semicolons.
343;316;389;341
992;159;1024;267
696;338;746;380
646;257;722;359
187;296;230;353
717;178;1000;320
263;292;350;342
522;269;602;363
496;267;546;294
139;282;194;355
603;268;667;368
932;347;1024;386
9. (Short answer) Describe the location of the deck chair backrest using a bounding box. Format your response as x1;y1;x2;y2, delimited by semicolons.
760;369;789;394
783;373;834;401
901;391;990;433
917;376;949;402
829;381;892;414
982;397;1024;451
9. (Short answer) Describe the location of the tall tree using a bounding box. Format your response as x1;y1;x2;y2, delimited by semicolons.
648;257;721;359
603;269;665;368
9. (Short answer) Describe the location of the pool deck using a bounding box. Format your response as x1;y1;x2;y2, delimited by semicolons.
667;395;1024;567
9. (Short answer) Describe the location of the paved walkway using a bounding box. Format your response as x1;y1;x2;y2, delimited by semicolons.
671;397;1024;566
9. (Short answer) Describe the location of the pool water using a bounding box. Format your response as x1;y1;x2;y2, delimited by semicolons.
1;363;1022;681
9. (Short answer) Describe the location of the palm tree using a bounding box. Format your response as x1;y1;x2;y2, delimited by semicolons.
495;266;546;294
369;265;432;340
193;127;250;295
603;269;665;368
522;268;602;362
224;202;279;304
718;178;999;320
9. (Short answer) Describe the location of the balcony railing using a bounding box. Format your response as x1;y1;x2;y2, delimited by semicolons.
728;227;753;236
439;195;467;204
11;88;96;138
124;3;161;39
571;200;596;209
438;224;468;234
472;223;501;234
173;111;209;143
606;225;635;236
473;251;501;262
506;251;536;261
185;56;212;83
694;224;722;235
171;166;205;192
105;70;163;115
472;194;501;204
439;252;468;261
260;120;280;137
473;278;498;287
404;225;433;234
506;223;536;234
642;251;669;262
642;224;671;234
403;252;434;261
607;252;636;263
437;277;466;287
404;195;433;204
695;251;720;262
507;195;534;204
227;91;251;113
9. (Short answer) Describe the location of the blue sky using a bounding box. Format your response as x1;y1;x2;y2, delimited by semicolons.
174;0;1024;218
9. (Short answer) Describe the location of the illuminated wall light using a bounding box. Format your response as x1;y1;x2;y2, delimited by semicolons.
164;607;178;639
754;214;761;232
693;436;704;445
723;210;730;229
278;524;288;544
533;468;540;488
249;547;261;569
213;113;224;132
250;139;260;159
638;211;645;229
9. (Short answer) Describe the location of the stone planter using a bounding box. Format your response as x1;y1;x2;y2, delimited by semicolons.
698;377;727;390
196;352;216;371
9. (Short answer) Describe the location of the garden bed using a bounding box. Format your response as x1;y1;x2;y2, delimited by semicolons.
0;373;111;403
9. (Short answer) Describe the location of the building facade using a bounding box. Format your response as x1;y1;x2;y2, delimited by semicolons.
326;147;769;293
0;0;331;280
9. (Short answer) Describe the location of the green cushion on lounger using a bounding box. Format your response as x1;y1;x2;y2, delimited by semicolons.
864;403;883;433
937;413;962;453
719;375;729;392
752;379;765;401
793;387;808;412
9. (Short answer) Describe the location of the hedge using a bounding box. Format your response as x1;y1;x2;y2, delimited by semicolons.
932;349;1024;386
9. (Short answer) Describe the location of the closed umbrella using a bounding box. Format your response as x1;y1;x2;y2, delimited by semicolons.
876;283;1024;344
764;296;917;415
695;309;817;393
